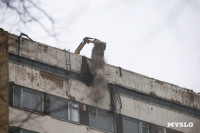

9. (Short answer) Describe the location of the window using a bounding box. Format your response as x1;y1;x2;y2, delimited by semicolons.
149;124;165;133
13;86;44;113
50;95;68;120
89;107;96;128
49;95;80;123
13;86;21;107
89;107;114;132
68;101;79;122
122;116;139;133
157;128;165;133
142;122;149;133
166;129;181;133
11;127;37;133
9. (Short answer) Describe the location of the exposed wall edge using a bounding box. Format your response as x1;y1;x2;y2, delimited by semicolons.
0;28;9;133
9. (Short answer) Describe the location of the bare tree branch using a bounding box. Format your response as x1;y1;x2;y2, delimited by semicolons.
0;0;56;37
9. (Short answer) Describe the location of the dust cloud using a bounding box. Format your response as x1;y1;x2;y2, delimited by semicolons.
90;39;107;103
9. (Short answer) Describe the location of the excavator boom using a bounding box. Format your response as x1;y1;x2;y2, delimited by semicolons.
75;37;94;54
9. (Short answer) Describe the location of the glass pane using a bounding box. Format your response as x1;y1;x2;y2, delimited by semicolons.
142;123;149;133
89;106;96;113
149;125;164;133
98;109;114;132
50;95;68;120
13;127;21;133
166;129;179;133
71;108;79;122
142;126;148;133
72;103;79;108
158;128;164;133
122;117;139;133
23;129;36;133
69;102;79;122
23;89;43;112
13;87;21;107
13;127;36;133
89;111;96;128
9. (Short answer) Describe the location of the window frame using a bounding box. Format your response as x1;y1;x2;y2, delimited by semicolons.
49;94;80;124
11;126;38;133
12;85;44;114
148;124;182;133
122;115;140;133
68;101;80;123
49;94;69;121
89;107;97;128
142;122;150;133
166;128;182;133
89;107;115;133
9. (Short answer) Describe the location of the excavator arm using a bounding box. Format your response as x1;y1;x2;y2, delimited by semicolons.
75;37;94;54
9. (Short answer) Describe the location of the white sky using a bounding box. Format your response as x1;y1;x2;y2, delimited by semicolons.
1;0;200;92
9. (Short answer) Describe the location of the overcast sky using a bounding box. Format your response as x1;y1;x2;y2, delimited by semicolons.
1;0;200;92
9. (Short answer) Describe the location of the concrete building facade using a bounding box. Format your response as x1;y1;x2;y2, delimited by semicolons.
0;28;200;133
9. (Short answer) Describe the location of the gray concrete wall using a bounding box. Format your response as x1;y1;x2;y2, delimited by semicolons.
7;32;200;133
9;62;200;133
9;62;110;110
106;65;200;110
7;33;200;110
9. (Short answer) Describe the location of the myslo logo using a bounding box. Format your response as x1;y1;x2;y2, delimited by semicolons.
167;122;193;127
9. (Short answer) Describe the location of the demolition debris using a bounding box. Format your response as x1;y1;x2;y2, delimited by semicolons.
90;39;107;103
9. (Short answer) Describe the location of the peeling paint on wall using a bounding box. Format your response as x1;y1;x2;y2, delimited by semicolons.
40;71;66;88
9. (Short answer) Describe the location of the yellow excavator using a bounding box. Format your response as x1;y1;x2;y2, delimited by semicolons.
74;37;95;54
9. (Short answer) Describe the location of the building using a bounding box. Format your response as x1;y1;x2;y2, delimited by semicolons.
0;28;200;133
